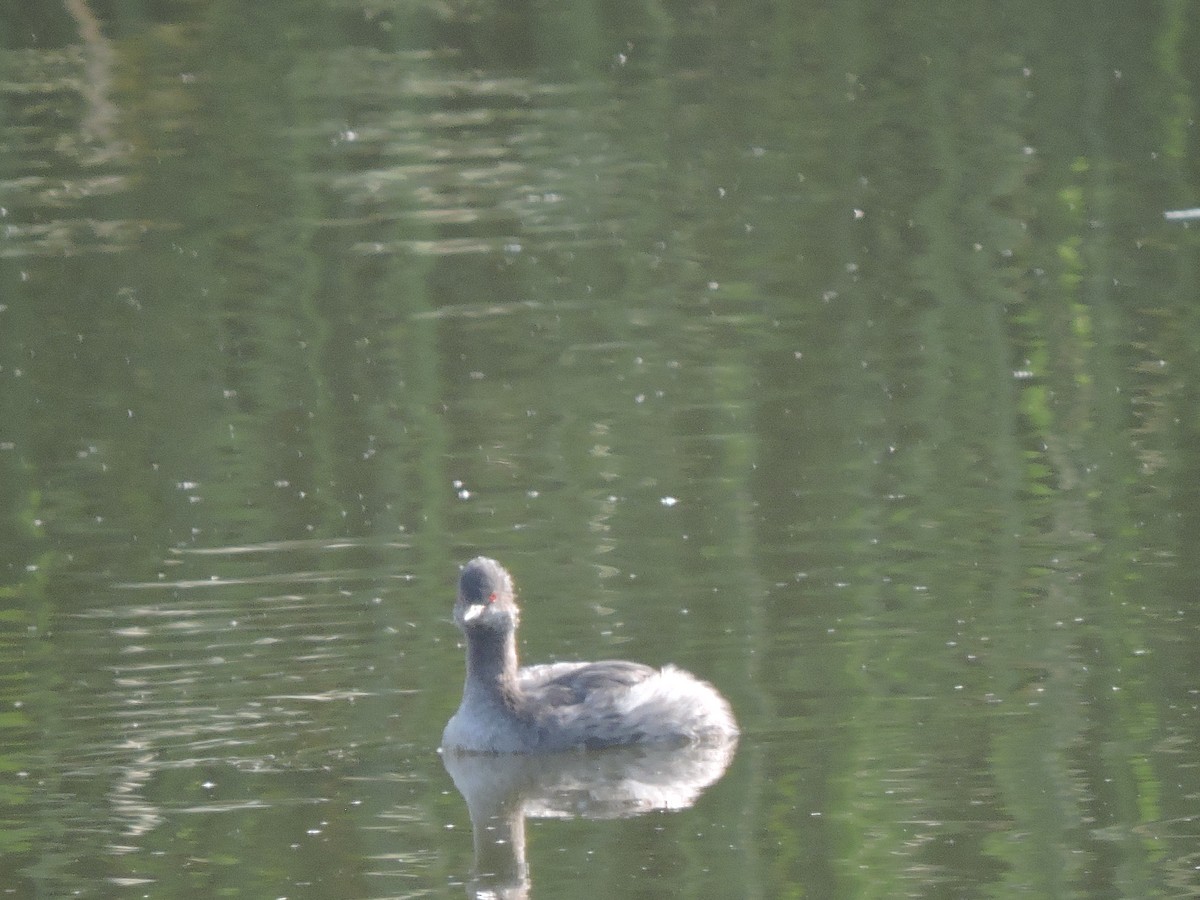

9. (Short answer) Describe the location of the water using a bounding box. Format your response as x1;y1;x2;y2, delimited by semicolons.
3;0;1200;896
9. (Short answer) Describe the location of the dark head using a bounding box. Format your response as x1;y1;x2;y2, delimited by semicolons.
455;556;518;632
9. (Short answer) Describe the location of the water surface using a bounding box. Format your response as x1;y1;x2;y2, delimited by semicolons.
2;0;1200;896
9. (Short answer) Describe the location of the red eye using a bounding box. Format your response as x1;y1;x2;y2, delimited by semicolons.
489;592;498;602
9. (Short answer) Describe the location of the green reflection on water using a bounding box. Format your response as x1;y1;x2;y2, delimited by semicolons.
2;0;1200;896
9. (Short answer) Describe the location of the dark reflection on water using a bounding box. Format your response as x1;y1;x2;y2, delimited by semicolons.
3;0;1200;896
443;740;736;898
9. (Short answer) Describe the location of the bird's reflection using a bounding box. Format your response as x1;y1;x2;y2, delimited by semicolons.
442;739;737;899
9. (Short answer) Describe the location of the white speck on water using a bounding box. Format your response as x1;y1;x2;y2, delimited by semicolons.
660;496;678;507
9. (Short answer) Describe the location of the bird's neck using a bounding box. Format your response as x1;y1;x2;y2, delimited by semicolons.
464;625;520;704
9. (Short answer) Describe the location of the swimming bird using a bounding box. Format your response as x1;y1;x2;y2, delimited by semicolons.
441;556;738;753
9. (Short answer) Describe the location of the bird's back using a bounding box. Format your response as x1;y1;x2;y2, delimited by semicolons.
515;661;736;751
